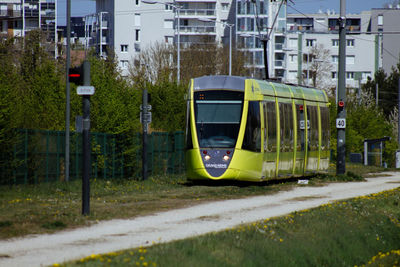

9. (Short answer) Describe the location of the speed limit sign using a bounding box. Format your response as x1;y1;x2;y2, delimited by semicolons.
336;118;346;129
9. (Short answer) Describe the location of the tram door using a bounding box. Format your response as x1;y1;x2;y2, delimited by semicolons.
306;105;319;172
295;104;305;174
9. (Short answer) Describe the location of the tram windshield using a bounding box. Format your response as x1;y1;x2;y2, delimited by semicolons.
194;91;243;148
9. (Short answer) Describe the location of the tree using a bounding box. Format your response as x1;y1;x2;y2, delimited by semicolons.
308;44;334;92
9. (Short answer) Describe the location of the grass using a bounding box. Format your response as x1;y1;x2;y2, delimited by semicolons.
60;187;400;267
0;163;391;239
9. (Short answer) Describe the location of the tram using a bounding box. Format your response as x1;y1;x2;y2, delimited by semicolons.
185;75;330;181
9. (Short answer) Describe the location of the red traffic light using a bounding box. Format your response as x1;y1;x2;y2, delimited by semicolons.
69;65;83;85
338;101;345;108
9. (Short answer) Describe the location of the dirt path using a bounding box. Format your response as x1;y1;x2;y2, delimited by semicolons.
1;173;400;267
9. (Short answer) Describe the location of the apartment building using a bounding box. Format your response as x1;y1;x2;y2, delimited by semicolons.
0;0;57;53
235;0;287;79
284;11;377;89
370;6;400;75
92;0;234;76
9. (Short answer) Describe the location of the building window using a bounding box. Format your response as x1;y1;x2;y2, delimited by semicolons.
346;39;355;47
378;15;383;26
120;60;129;69
346;72;354;79
121;44;128;52
362;72;371;80
135;0;140;6
306;39;315;47
289;54;297;63
165;36;173;44
332;55;339;63
165;4;173;11
134;14;141;26
135;43;140;52
164;19;173;29
135;29;140;42
288;38;297;47
221;3;229;10
332;39;339;47
332;72;337;79
346;55;355;64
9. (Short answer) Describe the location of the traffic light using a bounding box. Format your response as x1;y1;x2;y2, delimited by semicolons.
69;65;83;85
338;100;345;112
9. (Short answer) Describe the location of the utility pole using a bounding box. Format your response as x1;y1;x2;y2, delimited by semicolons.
65;0;71;182
336;0;346;175
398;77;400;146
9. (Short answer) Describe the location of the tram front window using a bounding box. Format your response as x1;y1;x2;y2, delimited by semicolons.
195;100;242;148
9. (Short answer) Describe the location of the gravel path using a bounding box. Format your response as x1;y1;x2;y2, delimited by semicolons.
1;173;400;267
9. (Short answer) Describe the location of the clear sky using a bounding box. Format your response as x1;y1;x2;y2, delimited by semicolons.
57;0;390;25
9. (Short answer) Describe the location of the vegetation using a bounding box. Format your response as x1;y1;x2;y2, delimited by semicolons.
59;187;400;267
0;163;382;240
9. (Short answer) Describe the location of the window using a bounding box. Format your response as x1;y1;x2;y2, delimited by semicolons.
289;38;297;48
362;72;371;80
265;101;276;152
165;36;173;44
135;29;140;42
378;15;383;26
135;0;140;6
331;72;337;79
243;101;261;152
134;14;141;26
320;107;330;151
332;55;339;63
279;103;294;152
346;72;354;79
165;4;173;11
120;60;129;69
332;39;339;47
164;19;173;29
346;55;355;64
306;39;315;47
289;54;297;63
134;43;140;52
307;106;318;151
221;3;229;10
346;39;354;47
120;44;128;52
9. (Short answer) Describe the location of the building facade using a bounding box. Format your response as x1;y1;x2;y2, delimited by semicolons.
0;0;57;53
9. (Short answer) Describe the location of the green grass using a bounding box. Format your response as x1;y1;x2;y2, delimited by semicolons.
0;163;390;239
60;187;400;267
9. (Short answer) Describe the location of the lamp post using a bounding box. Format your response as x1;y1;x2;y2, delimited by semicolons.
142;0;181;83
198;18;233;76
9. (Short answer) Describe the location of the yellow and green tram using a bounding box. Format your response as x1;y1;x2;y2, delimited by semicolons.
185;75;330;182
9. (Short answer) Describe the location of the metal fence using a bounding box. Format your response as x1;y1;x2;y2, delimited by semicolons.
2;129;185;185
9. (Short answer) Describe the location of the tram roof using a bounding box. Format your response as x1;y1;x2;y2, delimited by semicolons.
192;75;328;102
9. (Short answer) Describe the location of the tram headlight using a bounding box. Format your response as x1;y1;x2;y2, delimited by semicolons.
223;155;230;161
204;155;211;161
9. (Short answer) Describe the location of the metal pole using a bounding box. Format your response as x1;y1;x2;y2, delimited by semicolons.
142;89;148;180
263;39;269;79
65;0;71;182
307;52;309;86
336;0;346;175
82;60;91;215
229;25;232;76
177;7;180;83
376;83;378;107
398;77;400;146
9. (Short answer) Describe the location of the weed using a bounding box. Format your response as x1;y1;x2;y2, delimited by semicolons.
41;221;67;230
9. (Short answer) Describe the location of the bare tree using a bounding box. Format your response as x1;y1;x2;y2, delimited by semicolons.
308;44;335;92
129;39;249;86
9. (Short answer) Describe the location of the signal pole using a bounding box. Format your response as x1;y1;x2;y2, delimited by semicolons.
336;0;346;175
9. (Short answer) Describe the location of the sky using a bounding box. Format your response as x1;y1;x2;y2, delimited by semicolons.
57;0;390;26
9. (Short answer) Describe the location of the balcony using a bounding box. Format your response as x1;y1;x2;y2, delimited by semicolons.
179;26;216;34
178;9;216;17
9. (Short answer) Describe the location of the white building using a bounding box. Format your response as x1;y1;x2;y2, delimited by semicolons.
91;0;235;76
284;11;377;89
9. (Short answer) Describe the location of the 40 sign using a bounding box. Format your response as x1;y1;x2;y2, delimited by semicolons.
336;118;346;129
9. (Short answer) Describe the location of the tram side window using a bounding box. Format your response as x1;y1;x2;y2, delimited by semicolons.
320;107;330;151
307;105;319;151
266;101;277;152
243;101;261;152
296;104;304;151
279;103;294;152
